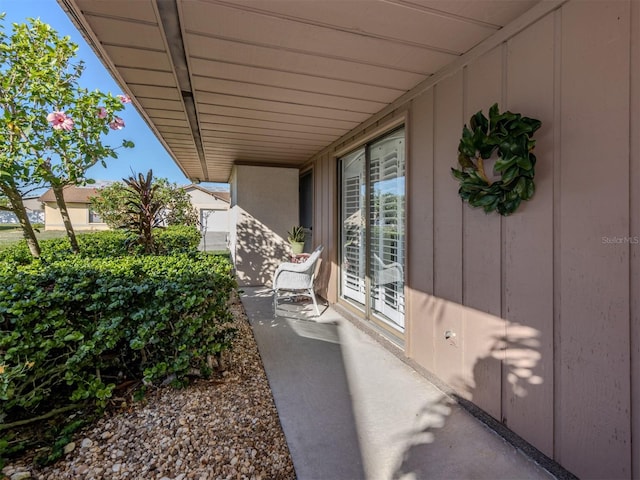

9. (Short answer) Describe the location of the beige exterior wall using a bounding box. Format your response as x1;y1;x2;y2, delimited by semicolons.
43;202;109;231
22;198;44;213
187;189;229;232
229;165;299;286
310;1;639;478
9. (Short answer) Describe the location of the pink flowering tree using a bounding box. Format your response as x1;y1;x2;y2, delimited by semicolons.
0;17;134;256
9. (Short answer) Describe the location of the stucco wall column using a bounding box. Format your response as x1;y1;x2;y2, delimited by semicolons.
229;165;299;286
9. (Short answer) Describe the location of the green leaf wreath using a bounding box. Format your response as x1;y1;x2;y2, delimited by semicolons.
451;103;541;216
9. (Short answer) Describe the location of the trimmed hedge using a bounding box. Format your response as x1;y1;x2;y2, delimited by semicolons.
0;225;202;264
154;225;202;255
0;252;236;422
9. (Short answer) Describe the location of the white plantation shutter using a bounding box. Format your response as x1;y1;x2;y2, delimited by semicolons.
341;148;366;305
339;128;405;332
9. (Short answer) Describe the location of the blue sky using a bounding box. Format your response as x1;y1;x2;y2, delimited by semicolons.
0;0;227;190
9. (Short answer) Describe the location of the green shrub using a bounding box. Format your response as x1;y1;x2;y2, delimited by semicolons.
0;225;202;264
0;240;31;264
0;231;128;264
154;225;201;254
46;230;130;259
0;253;236;424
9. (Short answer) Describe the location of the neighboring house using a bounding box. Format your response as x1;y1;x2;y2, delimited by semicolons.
39;183;229;233
184;184;230;232
0;196;45;225
60;2;640;478
22;197;45;224
38;186;107;231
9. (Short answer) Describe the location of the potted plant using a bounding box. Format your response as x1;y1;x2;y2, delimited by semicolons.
287;225;306;254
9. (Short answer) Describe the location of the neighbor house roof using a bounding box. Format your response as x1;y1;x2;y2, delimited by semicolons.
185;184;230;203
38;186;100;204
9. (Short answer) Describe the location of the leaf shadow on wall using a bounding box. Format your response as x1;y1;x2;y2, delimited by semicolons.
391;320;549;479
234;209;290;287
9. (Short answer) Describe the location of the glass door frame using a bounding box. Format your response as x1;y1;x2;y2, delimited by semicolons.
337;124;407;340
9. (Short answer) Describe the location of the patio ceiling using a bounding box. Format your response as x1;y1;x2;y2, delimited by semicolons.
59;0;539;183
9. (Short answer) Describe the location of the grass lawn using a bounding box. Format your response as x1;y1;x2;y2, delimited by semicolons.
0;225;68;249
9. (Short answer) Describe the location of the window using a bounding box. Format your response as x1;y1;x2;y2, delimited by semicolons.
340;127;405;334
88;208;103;224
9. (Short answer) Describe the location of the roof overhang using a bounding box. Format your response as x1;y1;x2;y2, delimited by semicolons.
58;0;547;183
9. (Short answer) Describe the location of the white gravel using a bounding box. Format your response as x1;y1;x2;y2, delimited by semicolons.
2;298;295;480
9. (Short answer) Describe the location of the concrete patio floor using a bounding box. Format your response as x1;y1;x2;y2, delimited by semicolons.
240;286;561;480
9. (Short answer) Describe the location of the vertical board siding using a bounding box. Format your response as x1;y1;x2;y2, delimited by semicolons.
318;153;337;302
320;153;329;299
558;1;631;478
327;152;338;303
407;91;435;366
314;155;324;297
433;73;464;305
461;47;504;421
312;1;637;477
503;14;555;457
432;72;465;388
631;1;640;477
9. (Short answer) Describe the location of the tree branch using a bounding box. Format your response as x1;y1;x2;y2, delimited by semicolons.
0;404;83;431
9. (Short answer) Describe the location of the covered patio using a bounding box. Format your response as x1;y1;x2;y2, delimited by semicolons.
59;1;640;479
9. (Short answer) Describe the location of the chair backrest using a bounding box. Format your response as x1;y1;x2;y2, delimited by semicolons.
307;244;324;263
307;245;324;278
298;244;321;274
272;245;324;290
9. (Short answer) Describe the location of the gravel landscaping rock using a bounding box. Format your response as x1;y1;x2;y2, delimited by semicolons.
2;298;295;480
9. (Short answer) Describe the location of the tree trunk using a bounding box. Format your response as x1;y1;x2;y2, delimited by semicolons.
51;184;80;254
0;182;40;257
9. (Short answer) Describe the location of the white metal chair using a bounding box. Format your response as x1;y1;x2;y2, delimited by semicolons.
273;245;324;316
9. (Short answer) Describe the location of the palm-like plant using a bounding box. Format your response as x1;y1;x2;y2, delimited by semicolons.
287;225;305;243
122;170;163;254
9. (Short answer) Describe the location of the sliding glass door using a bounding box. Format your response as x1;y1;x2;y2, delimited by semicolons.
369;130;405;329
340;128;405;334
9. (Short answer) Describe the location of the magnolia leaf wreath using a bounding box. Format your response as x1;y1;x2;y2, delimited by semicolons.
451;103;541;216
